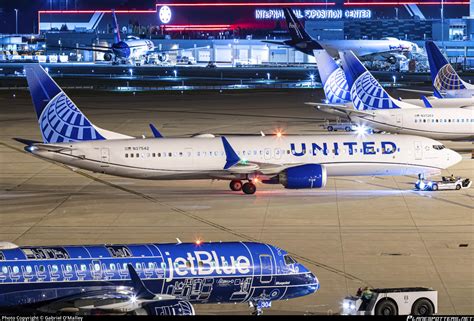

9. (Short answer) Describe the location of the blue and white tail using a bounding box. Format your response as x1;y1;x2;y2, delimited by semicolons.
25;64;131;143
425;40;467;97
313;49;350;104
340;51;400;111
112;9;121;43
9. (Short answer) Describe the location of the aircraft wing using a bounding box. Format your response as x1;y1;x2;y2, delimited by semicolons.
396;88;435;95
150;45;212;54
18;265;194;316
220;136;305;176
261;40;287;45
48;45;113;53
305;102;375;119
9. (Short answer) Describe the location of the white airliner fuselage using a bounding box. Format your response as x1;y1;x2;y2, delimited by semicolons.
350;107;474;141
29;135;460;181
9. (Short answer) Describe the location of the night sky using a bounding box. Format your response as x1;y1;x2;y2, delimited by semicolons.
0;0;468;34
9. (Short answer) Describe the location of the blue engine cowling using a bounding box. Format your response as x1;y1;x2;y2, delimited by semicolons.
137;300;195;315
279;164;327;189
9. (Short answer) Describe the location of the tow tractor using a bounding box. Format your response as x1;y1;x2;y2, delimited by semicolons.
342;287;437;316
415;176;471;191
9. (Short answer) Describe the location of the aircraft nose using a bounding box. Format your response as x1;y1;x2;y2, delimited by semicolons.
306;272;320;293
448;149;463;167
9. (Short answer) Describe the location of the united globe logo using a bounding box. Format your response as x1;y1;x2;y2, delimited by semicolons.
159;6;172;24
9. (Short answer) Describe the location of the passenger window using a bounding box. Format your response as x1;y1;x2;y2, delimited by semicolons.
51;265;58;273
26;266;32;273
152;153;156;157
13;266;19;273
125;154;128;158
66;265;72;272
136;153;139;158
168;153;172;157
39;265;45;272
2;266;7;273
81;264;87;271
130;154;134;158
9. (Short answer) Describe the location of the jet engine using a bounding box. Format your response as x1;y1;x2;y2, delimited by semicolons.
278;164;327;189
134;300;195;316
103;53;113;61
157;53;169;63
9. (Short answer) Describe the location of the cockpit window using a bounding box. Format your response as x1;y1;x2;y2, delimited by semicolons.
433;145;445;150
284;255;297;265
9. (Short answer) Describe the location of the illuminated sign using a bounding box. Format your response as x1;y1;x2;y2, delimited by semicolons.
255;8;372;20
159;5;172;24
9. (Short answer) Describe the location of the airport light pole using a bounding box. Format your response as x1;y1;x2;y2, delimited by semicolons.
14;9;18;34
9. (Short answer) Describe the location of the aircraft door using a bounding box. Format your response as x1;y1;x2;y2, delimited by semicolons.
396;114;403;127
264;148;272;160
100;148;110;167
414;141;423;160
274;148;282;160
259;255;273;284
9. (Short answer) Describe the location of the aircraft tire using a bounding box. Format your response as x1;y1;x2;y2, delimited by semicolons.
242;182;256;195
230;180;243;191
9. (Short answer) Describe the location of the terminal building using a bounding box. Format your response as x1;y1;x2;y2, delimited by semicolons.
4;0;474;66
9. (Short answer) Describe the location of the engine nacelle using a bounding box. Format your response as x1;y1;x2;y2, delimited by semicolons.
279;164;327;189
158;53;169;62
134;300;195;316
103;53;113;61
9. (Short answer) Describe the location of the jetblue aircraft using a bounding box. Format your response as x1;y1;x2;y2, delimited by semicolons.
426;40;474;98
0;241;318;315
311;51;474;141
262;8;420;63
19;64;461;194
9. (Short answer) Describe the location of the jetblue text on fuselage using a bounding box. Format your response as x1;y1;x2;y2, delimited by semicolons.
290;141;397;156
165;251;251;281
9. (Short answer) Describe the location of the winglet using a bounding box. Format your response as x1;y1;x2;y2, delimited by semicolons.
149;124;163;138
127;264;155;300
421;96;432;108
221;136;240;170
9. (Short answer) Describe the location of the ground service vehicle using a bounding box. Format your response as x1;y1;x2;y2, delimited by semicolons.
342;288;437;316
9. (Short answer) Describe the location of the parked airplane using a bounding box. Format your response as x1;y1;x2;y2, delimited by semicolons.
0;241;318;315
59;10;167;64
262;8;420;63
312;48;473;109
19;64;461;194
310;50;474;141
425;40;474;98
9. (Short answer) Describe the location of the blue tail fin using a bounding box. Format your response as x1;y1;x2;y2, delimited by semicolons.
425;41;466;96
112;9;121;43
313;50;350;104
283;8;312;42
340;51;399;111
25;64;108;143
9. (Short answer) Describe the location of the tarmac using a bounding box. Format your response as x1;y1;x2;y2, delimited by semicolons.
0;88;472;315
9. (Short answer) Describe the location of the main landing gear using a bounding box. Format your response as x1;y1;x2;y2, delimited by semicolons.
229;180;256;195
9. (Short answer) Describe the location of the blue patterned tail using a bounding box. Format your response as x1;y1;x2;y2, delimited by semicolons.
340;51;399;111
313;50;350;104
425;41;466;96
25;64;106;143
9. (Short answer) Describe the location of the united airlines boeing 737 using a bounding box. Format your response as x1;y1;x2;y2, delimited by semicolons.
310;51;474;141
312;48;473;109
19;64;461;194
0;241;317;315
425;40;474;99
